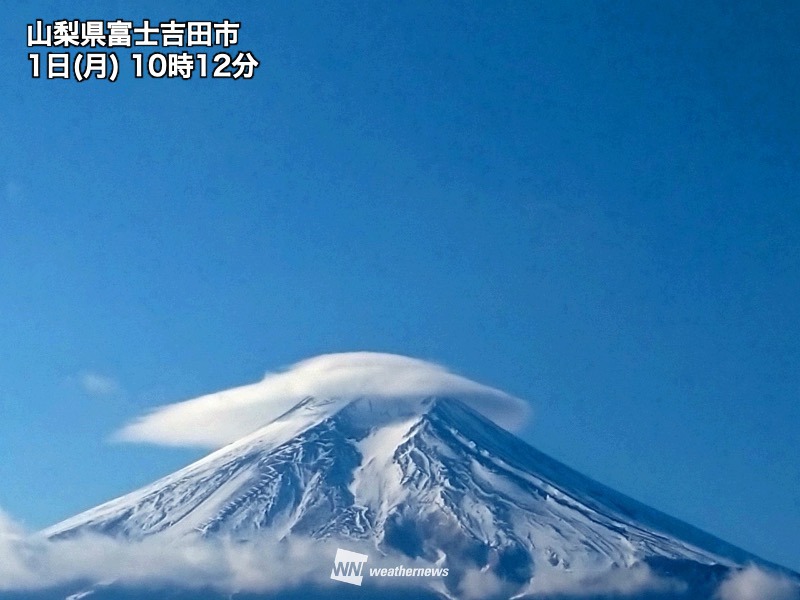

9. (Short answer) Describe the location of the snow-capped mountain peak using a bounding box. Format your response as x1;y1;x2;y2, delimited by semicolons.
43;394;796;594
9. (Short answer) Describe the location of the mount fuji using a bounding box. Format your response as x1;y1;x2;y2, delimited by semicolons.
40;392;799;599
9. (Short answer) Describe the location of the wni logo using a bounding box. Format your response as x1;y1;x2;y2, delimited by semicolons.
330;548;369;586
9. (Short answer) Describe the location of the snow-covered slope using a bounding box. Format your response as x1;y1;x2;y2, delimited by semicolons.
43;395;796;593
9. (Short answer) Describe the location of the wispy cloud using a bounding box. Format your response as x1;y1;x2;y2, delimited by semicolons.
112;352;531;449
78;372;121;397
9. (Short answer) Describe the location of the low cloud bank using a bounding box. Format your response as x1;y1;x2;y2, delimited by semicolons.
0;513;333;593
716;565;799;600
523;562;682;597
113;352;530;448
0;511;662;597
3;509;796;599
0;510;502;595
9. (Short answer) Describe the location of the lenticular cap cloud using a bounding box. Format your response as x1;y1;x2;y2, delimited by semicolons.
113;352;531;448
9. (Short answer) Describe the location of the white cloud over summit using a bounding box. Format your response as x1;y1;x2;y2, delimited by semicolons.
113;352;531;448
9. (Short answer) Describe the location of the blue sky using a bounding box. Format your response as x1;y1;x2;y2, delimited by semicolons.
1;0;798;572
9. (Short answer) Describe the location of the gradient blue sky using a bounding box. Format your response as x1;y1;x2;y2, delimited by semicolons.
1;0;798;571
